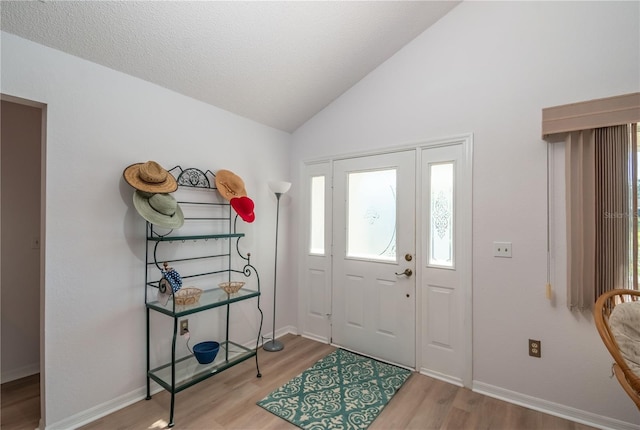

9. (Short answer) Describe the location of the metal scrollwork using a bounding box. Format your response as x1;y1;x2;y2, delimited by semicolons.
169;166;214;189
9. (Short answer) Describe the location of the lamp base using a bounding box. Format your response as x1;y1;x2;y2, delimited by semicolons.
263;339;284;352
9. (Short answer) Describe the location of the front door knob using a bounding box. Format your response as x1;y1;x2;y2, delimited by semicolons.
395;268;413;277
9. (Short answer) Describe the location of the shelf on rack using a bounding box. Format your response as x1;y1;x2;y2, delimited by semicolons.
147;287;260;317
147;233;244;242
148;340;255;393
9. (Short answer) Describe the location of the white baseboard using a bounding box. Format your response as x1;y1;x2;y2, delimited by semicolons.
473;381;640;430
280;325;298;337
1;362;39;384
261;325;297;345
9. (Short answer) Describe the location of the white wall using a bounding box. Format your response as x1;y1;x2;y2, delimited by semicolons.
291;1;639;427
1;32;292;428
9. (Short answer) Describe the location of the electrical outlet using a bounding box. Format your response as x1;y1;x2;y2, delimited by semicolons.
529;339;541;358
180;319;189;335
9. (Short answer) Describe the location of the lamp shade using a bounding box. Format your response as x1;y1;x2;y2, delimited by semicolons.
269;181;291;194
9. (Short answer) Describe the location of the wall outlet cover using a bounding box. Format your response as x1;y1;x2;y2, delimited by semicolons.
529;339;541;358
180;319;189;335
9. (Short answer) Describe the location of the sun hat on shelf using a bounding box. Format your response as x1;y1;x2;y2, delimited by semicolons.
123;161;178;193
215;170;247;201
133;191;184;228
231;196;256;223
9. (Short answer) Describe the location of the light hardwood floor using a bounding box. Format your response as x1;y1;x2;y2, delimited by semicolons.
4;335;596;429
1;373;40;430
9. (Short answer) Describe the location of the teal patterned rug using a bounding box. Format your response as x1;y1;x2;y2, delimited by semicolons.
257;348;411;429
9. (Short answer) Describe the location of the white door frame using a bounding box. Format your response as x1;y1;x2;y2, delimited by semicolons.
298;134;473;387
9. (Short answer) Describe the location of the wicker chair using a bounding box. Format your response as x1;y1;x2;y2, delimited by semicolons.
594;289;640;409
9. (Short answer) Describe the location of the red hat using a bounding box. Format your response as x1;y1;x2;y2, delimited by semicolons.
231;196;255;223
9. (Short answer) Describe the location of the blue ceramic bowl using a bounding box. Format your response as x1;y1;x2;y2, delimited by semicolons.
193;341;220;364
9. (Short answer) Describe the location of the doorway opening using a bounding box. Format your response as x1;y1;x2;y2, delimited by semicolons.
1;95;46;429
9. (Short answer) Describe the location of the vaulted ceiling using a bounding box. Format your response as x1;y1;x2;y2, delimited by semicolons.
1;1;460;132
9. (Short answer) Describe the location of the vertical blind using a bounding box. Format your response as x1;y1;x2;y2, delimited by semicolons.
564;130;596;309
543;93;640;309
595;125;638;300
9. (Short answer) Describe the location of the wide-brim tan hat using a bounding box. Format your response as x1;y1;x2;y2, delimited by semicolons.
133;191;184;229
215;170;247;201
124;161;178;193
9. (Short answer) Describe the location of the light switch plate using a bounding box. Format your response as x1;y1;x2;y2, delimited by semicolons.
493;241;512;258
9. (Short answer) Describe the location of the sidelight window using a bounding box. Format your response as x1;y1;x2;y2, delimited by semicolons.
429;162;454;267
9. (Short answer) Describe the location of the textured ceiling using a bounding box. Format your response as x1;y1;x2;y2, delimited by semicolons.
1;1;460;132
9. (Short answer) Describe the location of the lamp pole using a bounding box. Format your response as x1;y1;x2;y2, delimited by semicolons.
264;181;289;351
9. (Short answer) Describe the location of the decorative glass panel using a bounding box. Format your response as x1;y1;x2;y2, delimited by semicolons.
310;176;325;254
429;163;454;267
347;169;396;261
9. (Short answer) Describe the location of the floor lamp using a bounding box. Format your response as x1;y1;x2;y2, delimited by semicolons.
263;180;291;352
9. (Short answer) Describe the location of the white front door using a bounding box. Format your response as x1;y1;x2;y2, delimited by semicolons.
332;150;416;368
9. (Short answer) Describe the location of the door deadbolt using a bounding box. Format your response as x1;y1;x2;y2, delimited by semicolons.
395;268;413;277
405;254;413;262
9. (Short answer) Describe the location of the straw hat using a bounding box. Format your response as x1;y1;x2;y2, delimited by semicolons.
133;191;184;228
123;161;178;193
231;196;255;223
215;170;247;201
